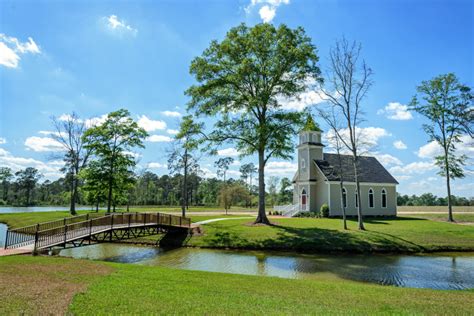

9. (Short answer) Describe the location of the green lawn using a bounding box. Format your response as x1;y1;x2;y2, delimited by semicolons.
1;255;472;315
185;216;474;253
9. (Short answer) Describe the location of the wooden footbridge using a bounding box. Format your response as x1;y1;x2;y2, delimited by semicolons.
3;212;191;253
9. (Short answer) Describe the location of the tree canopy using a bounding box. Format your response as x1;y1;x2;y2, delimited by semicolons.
186;23;321;223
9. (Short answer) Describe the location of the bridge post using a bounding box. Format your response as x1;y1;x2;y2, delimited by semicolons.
33;224;39;253
86;213;89;221
4;230;9;249
180;216;182;227
63;222;68;248
144;213;147;226
110;214;114;241
88;219;93;244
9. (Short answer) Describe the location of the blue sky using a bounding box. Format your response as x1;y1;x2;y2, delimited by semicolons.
0;0;472;197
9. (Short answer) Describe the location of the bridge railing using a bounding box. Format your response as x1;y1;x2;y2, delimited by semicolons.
5;212;191;250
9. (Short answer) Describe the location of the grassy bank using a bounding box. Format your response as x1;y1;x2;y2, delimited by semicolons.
1;255;473;315
183;216;474;253
1;211;473;254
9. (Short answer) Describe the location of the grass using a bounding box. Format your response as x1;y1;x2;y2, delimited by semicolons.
398;205;474;213
0;255;112;315
185;216;474;253
405;213;474;223
1;255;473;315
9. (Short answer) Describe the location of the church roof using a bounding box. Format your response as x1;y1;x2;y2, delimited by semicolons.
314;153;399;184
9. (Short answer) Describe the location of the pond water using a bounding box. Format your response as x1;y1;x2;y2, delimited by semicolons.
59;244;474;290
0;206;97;214
0;223;6;248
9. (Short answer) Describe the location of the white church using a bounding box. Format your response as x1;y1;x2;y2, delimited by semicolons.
289;123;398;217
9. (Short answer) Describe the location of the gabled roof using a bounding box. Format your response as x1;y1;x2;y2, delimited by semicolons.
314;153;399;184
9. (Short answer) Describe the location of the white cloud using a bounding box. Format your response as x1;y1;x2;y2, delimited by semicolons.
417;135;474;159
24;136;64;152
161;111;182;118
377;102;413;120
167;129;179;135
217;148;240;157
85;114;108;128
0;137;6;144
0;148;63;180
259;6;276;23
137;115;167;132
266;161;297;175
147;135;173;142
278;89;326;111
373;153;402;167
393;140;407;150
104;15;137;35
326;127;391;153
0;34;40;68
200;167;217;179
245;0;290;23
147;162;167;169
389;161;436;176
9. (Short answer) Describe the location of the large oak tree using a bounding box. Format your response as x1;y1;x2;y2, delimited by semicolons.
186;23;321;224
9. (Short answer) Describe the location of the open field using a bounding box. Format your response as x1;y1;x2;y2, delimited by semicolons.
398;205;474;213
0;255;473;315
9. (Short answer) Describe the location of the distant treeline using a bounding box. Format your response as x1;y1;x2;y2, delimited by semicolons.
0;167;293;208
397;193;473;207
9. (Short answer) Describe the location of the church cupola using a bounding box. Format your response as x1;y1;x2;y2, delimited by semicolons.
299;114;323;146
298;114;324;166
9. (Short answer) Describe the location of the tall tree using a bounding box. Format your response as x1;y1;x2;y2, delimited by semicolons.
186;23;321;224
410;73;473;222
0;167;13;203
267;176;279;207
51;112;92;215
240;163;257;189
83;109;147;212
279;177;293;204
215;157;234;183
168;115;204;217
319;39;373;230
15;167;42;206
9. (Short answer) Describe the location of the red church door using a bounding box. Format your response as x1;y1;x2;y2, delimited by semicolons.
301;189;307;211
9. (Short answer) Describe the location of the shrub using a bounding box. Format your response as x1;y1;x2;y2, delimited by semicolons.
320;203;329;217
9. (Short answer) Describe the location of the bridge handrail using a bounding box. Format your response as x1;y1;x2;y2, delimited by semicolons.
5;212;191;250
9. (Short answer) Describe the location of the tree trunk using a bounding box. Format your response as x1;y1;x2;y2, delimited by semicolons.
353;158;365;230
339;180;347;230
96;199;99;212
70;175;77;216
255;150;270;224
181;151;188;218
445;154;454;222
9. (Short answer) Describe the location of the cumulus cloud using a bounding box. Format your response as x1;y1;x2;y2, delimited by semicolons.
377;102;413;120
0;137;6;144
147;162;167;169
245;0;290;23
104;15;137;36
161;111;182;118
325;127;391;153
24;136;64;152
147;135;173;142
278;89;326;111
0;148;63;179
266;161;297;175
389;161;436;176
200;167;217;179
167;129;179;135
137;115;167;132
417;135;474;159
217;148;240;157
393;140;407;150
373;153;402;167
0;33;41;68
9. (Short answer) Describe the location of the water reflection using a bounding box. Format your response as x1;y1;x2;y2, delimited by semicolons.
58;244;474;290
0;223;6;247
0;206;100;214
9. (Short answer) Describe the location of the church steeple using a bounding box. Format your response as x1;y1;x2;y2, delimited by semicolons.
298;114;323;148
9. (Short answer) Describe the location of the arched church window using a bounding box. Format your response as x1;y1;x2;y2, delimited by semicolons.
368;188;374;208
381;188;387;208
301;158;306;169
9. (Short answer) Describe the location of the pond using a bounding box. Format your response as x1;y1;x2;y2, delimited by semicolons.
58;244;474;290
0;206;97;214
0;223;6;248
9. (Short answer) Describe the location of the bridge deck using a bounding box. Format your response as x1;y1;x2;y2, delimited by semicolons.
3;212;191;254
